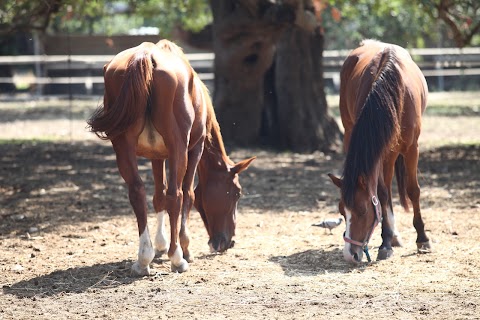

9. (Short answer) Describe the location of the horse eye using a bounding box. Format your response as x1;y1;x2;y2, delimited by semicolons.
358;208;368;216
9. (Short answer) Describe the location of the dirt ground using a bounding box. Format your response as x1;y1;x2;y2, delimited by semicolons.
1;93;480;319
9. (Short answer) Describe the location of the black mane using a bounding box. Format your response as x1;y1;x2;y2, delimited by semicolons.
342;47;403;207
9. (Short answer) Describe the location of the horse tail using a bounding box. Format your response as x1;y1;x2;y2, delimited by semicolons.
395;154;410;211
342;47;404;207
87;49;154;140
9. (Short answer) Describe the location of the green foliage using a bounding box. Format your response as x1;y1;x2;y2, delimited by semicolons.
0;0;211;37
0;0;61;35
48;0;211;36
419;0;480;47
134;0;212;34
323;0;438;49
1;0;476;47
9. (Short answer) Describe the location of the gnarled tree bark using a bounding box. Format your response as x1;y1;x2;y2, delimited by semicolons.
208;0;341;152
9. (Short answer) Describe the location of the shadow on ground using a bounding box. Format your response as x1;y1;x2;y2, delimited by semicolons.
1;141;479;238
3;260;141;298
269;248;366;276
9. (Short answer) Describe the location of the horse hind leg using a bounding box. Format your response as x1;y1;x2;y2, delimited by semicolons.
152;159;169;257
405;145;431;253
113;139;155;276
389;207;403;247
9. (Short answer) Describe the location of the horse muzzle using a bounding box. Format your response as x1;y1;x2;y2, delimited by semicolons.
343;243;364;264
209;233;234;253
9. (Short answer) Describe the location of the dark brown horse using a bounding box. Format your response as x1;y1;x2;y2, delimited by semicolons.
328;40;430;263
87;40;255;275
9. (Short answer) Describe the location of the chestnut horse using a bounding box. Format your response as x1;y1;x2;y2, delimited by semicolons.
328;40;430;263
87;40;255;275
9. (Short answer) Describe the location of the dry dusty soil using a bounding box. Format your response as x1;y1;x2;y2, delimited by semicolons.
1;93;480;319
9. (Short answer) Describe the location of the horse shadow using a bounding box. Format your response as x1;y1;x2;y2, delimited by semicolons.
2;260;160;298
269;248;368;276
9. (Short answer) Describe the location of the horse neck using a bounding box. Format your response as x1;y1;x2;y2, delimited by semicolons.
198;119;232;181
365;161;382;195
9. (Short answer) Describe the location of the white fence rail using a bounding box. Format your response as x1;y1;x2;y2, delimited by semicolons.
0;48;479;95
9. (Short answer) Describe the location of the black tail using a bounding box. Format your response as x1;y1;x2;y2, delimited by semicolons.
395;154;409;211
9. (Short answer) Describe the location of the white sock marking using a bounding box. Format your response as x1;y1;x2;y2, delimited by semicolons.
137;227;155;267
387;206;399;236
387;206;402;241
171;244;184;266
155;211;168;252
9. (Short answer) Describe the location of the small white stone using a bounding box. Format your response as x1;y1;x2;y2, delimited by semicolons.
28;227;39;233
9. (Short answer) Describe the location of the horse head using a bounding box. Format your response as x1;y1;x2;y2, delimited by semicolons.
195;157;255;253
328;173;381;264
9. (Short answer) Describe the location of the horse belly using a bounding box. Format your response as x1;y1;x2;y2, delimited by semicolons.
136;123;169;159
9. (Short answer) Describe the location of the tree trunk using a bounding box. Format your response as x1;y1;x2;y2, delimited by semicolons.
209;0;341;152
265;26;342;152
209;0;294;145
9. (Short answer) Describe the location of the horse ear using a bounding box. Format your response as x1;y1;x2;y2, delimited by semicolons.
231;157;256;175
328;173;342;188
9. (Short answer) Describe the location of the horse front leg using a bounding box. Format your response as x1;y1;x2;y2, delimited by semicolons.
113;139;155;276
405;145;431;253
152;159;168;257
377;153;401;260
179;141;204;263
377;177;393;261
166;149;189;273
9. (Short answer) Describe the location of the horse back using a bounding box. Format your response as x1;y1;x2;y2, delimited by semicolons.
339;40;428;151
101;41;206;159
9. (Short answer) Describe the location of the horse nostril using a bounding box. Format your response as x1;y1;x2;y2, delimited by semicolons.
353;252;359;262
211;233;231;252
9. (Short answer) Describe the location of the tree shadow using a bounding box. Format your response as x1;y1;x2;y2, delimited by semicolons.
236;149;345;212
0;141;152;236
0;98;100;123
1;141;478;240
2;259;154;298
269;248;369;276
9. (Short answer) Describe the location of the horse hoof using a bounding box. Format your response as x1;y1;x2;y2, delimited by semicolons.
392;236;403;247
377;248;394;260
131;262;152;277
171;259;189;273
184;254;194;263
417;241;431;254
155;249;167;258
